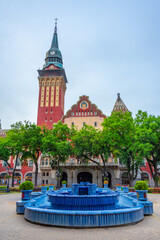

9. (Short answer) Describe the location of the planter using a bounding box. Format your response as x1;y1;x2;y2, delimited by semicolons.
116;186;122;191
41;186;48;193
49;185;54;191
136;190;148;201
21;190;33;201
122;186;129;193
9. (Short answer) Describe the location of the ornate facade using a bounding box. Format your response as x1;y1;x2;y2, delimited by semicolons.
0;23;154;188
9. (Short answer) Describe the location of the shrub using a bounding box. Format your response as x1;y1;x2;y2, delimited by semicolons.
10;187;20;192
0;186;7;189
134;181;148;190
19;181;34;191
62;180;67;184
148;188;160;193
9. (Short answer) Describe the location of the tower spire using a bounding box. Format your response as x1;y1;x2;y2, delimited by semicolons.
51;19;59;49
112;93;128;113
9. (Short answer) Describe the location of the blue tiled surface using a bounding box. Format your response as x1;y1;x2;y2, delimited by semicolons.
138;200;153;215
21;183;150;227
16;200;29;214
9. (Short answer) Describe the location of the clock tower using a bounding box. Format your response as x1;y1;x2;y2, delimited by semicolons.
37;21;67;129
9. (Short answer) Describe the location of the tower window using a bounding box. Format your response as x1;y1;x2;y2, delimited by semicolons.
94;122;97;127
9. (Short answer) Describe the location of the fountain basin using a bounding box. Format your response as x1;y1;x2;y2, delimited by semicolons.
24;194;144;227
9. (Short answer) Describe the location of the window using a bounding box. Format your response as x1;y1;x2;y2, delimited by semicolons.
71;112;74;116
45;109;48;113
50;117;52;122
71;122;74;126
42;180;45;184
51;109;53;113
94;112;97;115
88;111;90;115
43;172;45;176
46;172;49;176
94;122;97;127
79;111;81;116
83;122;85;126
76;111;78;116
91;110;93;115
46;159;48;165
45;117;47;122
82;111;84;115
2;161;7;167
42;159;44;165
28;160;33;167
46;180;48;184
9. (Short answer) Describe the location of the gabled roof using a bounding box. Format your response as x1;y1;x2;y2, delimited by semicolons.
62;95;106;121
112;93;128;113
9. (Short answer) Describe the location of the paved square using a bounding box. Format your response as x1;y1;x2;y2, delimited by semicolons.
0;193;160;240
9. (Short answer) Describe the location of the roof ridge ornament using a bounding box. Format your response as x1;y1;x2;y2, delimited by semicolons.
54;18;58;33
117;93;120;101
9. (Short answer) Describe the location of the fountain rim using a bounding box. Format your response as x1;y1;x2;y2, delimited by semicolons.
25;205;143;215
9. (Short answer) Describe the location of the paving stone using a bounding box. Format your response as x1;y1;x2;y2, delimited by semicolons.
0;193;160;240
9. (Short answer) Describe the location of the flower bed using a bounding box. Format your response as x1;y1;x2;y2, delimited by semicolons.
148;188;160;193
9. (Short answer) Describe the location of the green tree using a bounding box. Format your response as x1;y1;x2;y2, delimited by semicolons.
0;122;25;187
42;121;72;189
135;111;160;187
71;125;111;180
19;121;44;186
102;111;143;187
0;137;12;169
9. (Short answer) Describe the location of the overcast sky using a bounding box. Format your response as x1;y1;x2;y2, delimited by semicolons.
0;0;160;129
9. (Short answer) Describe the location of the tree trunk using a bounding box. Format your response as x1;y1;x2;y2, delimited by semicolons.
34;161;38;186
101;154;108;179
154;160;158;187
12;154;18;187
56;159;61;189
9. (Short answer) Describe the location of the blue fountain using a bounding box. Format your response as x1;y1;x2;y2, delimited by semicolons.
20;182;153;227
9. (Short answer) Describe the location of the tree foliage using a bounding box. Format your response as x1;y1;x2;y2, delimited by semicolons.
102;111;143;186
135;111;160;187
42;121;72;188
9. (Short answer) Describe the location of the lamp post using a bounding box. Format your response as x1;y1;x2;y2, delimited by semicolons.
6;167;10;192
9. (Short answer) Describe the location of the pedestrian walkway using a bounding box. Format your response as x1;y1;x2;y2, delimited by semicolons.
0;193;160;240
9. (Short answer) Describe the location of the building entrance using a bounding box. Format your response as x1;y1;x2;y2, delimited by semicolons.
77;172;92;183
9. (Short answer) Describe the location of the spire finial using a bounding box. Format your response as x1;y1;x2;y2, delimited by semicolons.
54;18;58;33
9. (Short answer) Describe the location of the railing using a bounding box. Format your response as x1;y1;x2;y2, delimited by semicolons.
40;158;119;168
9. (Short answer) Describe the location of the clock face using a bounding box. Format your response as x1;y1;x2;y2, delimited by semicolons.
50;51;55;55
